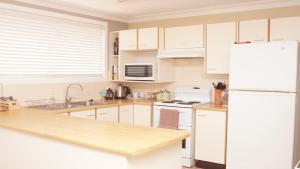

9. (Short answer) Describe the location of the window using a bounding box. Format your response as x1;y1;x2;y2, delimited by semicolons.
0;5;107;83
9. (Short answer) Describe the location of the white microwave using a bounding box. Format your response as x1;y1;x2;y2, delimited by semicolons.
124;63;155;81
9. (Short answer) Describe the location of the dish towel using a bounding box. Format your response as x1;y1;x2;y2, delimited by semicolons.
159;109;179;129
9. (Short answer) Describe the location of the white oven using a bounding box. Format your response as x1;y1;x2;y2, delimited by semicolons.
124;63;155;81
153;105;196;167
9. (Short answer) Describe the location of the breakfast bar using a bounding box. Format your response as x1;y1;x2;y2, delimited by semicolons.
0;107;189;169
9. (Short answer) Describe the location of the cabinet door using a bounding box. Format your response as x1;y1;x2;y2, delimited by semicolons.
195;110;227;164
96;106;118;123
119;105;134;124
239;19;268;42
270;17;300;42
119;29;137;51
134;105;152;126
70;110;96;119
206;22;236;74
138;27;158;50
165;25;204;49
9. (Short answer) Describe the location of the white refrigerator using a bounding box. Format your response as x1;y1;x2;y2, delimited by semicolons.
227;41;300;169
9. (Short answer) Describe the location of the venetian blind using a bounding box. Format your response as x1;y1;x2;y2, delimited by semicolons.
0;6;106;82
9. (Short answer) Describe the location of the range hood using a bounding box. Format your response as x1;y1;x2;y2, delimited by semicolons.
157;48;205;59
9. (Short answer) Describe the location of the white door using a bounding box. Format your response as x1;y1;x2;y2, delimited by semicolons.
270;16;300;42
96;107;118;122
239;19;269;43
195;110;226;164
134;105;152;126
138;27;158;50
206;22;236;74
119;105;134;124
229;41;298;92
227;90;296;169
165;25;203;49
119;29;137;51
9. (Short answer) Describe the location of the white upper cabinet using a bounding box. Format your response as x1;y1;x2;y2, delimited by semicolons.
165;25;204;49
138;27;158;50
239;19;269;42
270;16;300;42
206;22;236;74
119;29;138;51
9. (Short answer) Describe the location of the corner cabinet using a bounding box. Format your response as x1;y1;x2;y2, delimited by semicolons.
119;29;138;51
239;19;269;43
164;25;204;49
119;105;134;124
195;109;227;164
133;105;152;126
138;27;158;50
96;106;118;122
270;16;300;42
206;22;236;74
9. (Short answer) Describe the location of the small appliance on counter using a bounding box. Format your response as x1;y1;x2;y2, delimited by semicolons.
105;88;114;100
0;96;18;112
115;84;130;99
156;89;171;101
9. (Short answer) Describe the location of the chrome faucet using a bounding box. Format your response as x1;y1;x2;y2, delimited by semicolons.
65;83;84;106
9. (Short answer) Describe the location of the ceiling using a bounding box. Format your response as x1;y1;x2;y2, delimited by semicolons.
9;0;300;22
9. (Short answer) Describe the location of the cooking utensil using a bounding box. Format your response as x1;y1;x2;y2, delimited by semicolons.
105;88;114;100
115;84;130;99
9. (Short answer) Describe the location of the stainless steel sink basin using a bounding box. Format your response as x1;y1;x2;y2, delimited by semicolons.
29;101;102;110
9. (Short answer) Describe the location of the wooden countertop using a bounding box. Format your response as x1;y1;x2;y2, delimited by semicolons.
0;105;189;156
193;104;228;112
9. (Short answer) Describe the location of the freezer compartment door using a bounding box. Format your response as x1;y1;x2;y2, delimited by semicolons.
229;41;298;92
227;91;296;169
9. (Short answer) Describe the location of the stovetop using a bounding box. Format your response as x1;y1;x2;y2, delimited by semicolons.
154;100;204;108
154;86;211;108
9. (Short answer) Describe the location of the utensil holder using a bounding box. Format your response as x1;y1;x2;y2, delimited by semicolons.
214;89;222;105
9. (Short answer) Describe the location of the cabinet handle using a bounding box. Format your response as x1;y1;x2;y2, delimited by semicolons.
271;38;284;41
197;114;207;117
88;114;95;117
208;68;216;71
253;39;265;42
99;113;107;115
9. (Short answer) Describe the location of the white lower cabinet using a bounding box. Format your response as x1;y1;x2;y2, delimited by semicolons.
119;105;134;124
195;110;227;164
96;106;118;122
69;110;96;119
133;105;152;126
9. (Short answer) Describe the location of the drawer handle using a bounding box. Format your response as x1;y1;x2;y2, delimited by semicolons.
208;68;216;71
99;113;107;115
88;114;95;117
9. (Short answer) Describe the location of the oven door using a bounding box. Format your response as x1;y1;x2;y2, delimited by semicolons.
153;106;193;127
124;64;155;81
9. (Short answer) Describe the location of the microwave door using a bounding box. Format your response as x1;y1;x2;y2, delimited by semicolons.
124;64;154;81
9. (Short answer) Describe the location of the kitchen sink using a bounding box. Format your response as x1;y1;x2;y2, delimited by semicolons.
29;101;102;110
